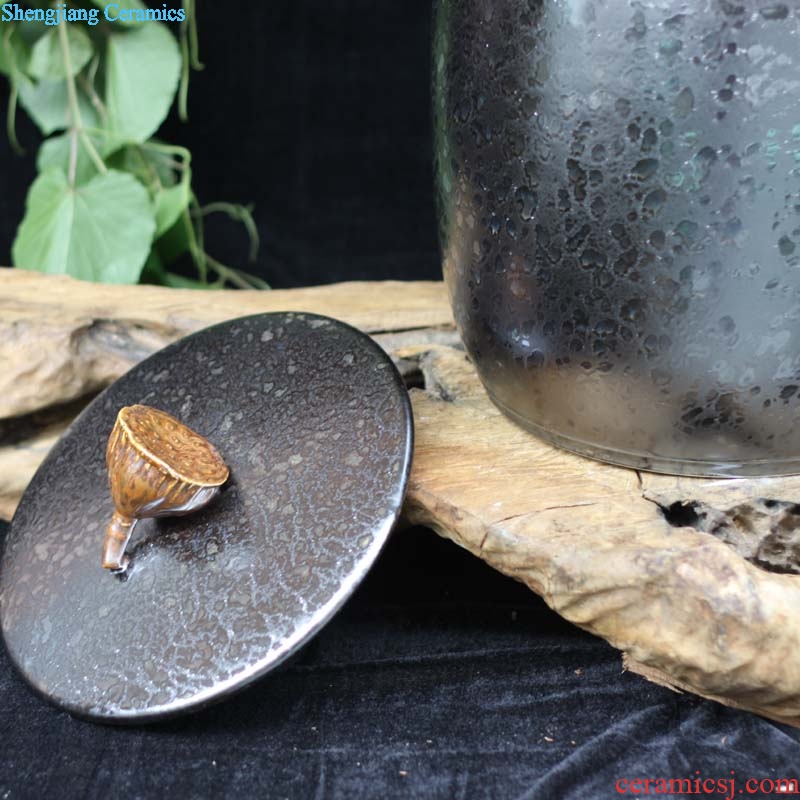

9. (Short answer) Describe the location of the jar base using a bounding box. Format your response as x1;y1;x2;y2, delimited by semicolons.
486;390;800;479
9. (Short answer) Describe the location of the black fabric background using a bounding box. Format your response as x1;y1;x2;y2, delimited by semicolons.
1;1;799;797
1;521;799;799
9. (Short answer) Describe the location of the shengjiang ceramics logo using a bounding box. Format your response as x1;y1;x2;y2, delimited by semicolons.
1;3;186;26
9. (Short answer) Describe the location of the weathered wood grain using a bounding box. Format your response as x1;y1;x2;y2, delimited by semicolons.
401;344;800;726
0;269;452;420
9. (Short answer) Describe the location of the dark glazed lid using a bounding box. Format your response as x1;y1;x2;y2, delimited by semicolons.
0;312;414;723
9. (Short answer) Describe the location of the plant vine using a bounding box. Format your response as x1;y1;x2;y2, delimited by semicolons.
0;1;266;289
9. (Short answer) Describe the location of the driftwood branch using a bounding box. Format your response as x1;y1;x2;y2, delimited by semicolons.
3;269;800;726
0;269;452;421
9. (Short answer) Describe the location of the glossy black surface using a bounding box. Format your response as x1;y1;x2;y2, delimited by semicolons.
0;313;413;722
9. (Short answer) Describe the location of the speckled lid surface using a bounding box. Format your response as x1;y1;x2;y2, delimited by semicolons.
0;312;413;723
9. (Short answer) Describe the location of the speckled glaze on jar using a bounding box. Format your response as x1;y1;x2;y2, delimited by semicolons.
434;0;800;476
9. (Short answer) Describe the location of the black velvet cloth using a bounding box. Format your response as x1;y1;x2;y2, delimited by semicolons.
0;521;798;799
1;1;800;796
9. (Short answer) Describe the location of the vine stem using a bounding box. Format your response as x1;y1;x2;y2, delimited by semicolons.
6;81;21;155
179;196;266;289
57;22;106;184
57;22;80;185
205;257;258;290
178;0;203;120
140;141;192;161
78;54;107;123
195;201;260;262
188;0;203;69
181;205;207;283
3;25;23;154
80;131;107;175
178;17;190;120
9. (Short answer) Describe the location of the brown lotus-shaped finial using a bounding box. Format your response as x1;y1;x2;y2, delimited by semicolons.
103;405;229;572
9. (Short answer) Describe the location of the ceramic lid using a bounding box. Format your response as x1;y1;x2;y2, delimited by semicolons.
0;312;413;723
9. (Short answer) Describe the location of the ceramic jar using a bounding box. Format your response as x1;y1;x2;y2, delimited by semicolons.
434;0;800;475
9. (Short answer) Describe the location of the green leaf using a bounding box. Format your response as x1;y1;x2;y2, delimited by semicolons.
12;168;156;284
17;75;100;135
37;130;124;186
105;23;181;142
106;144;178;189
103;144;189;234
88;0;148;26
28;26;93;81
153;212;191;266
154;182;190;237
0;29;30;77
15;19;50;49
140;248;166;283
0;20;49;77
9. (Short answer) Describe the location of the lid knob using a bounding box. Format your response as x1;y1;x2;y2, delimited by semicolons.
103;404;229;571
